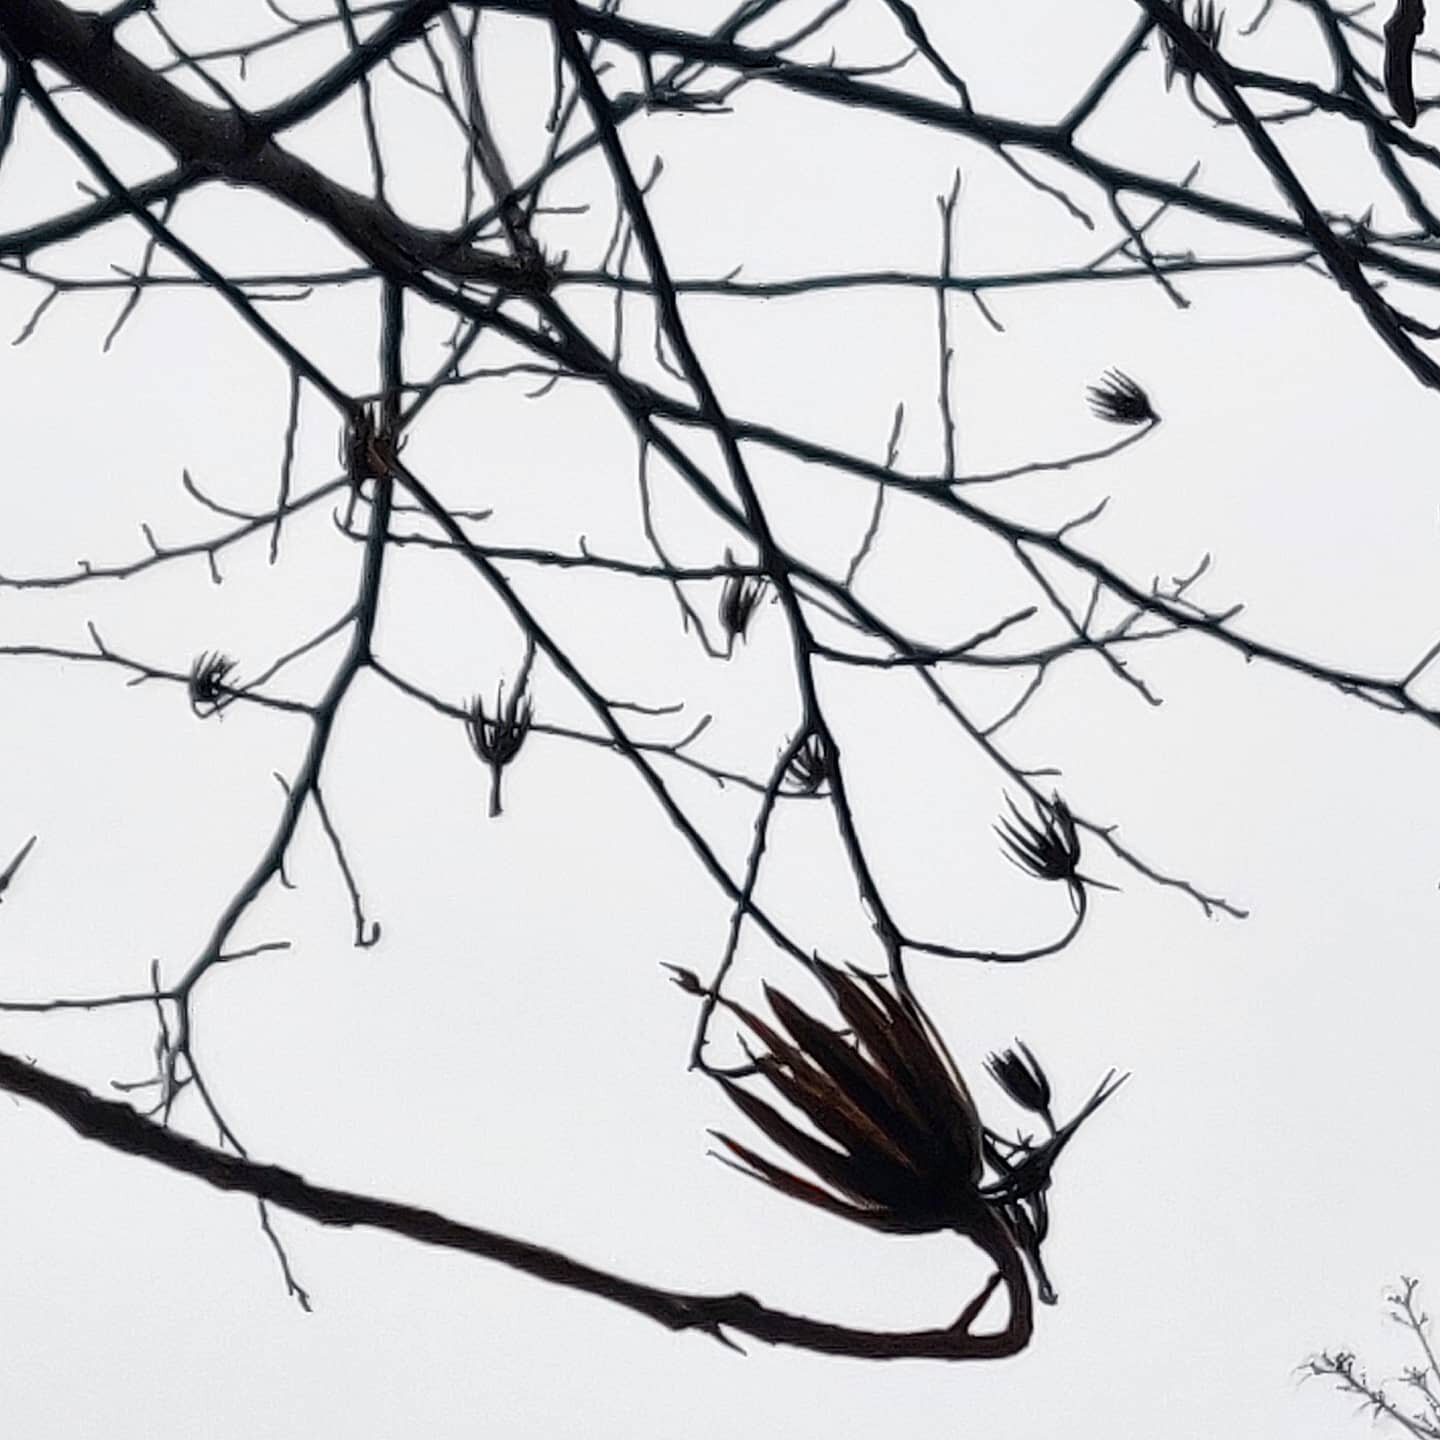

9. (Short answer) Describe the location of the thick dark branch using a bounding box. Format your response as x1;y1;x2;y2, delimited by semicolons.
0;1046;1032;1361
473;1;1341;248
549;0;912;979
1137;0;1440;387
0;0;547;294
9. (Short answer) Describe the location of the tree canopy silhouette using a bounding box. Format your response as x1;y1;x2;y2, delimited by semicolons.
0;0;1437;1380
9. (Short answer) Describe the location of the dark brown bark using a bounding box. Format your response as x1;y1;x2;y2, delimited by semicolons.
0;0;548;293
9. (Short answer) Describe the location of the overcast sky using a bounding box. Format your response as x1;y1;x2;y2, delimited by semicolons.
0;2;1438;1436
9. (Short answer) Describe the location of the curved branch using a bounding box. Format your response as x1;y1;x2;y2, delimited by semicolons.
0;1046;1032;1361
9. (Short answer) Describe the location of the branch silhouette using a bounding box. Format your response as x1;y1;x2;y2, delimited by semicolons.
0;0;1435;1368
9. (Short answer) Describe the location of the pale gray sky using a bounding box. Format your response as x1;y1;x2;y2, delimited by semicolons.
0;3;1437;1436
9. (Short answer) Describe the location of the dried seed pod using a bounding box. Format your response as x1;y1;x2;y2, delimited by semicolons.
1162;1;1225;92
188;651;237;718
786;733;829;795
720;570;766;647
986;1041;1054;1126
709;958;1124;1312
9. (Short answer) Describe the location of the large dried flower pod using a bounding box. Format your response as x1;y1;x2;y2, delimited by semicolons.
686;959;1124;1350
713;963;984;1235
711;960;1121;1277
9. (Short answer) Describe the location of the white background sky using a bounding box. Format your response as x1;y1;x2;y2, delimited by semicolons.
1;1;1439;1436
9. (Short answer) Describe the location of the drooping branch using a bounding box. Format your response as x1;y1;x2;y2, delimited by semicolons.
0;1041;1039;1361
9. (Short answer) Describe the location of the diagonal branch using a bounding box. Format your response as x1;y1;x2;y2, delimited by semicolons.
0;0;548;295
0;1044;1032;1361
